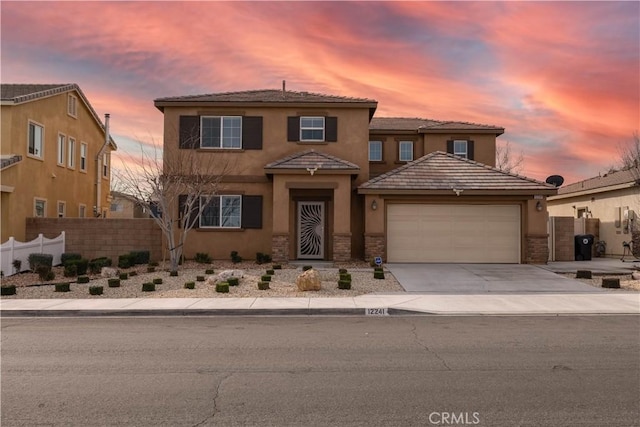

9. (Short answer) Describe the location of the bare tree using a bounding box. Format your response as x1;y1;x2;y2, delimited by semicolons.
619;132;640;181
495;140;525;174
114;142;232;272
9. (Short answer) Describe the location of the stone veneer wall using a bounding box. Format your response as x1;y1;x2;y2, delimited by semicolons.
632;225;640;257
26;218;162;264
525;234;549;264
271;233;289;262
332;233;352;262
364;233;385;262
551;217;575;261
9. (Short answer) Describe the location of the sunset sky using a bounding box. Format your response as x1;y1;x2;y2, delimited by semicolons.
2;1;638;184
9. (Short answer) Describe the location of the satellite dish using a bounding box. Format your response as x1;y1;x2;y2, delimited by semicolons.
546;175;564;187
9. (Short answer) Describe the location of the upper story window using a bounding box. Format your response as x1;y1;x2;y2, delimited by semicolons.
200;195;241;228
34;198;46;217
57;133;66;166
369;141;382;161
79;204;86;218
399;141;414;162
68;94;78;118
57;201;66;218
102;153;109;178
300;117;325;141
453;140;468;158
68;137;76;168
80;143;87;171
201;116;242;149
28;121;44;159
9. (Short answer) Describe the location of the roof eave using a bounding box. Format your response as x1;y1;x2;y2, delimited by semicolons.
418;128;505;136
154;100;378;113
358;188;557;196
548;182;638;200
264;168;359;175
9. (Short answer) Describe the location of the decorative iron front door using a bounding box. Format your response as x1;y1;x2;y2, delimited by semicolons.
297;201;325;259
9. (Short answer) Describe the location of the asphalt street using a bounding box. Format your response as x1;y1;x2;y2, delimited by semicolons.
2;316;639;426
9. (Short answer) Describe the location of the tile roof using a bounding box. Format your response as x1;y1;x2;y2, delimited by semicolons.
155;89;377;104
370;117;504;134
359;151;556;193
556;167;639;195
265;150;360;172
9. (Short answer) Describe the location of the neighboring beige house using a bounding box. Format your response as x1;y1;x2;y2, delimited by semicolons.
547;168;640;257
154;88;556;264
109;191;150;219
1;84;117;242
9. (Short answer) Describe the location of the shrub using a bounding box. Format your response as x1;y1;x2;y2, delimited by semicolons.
63;263;78;278
1;285;16;296
153;278;163;285
108;278;121;288
266;269;275;275
227;277;239;286
12;259;22;272
169;271;178;277
66;259;88;276
374;267;383;272
230;251;242;264
196;275;205;282
149;261;159;267
338;280;351;290
129;250;150;265
77;276;90;284
29;253;53;272
119;273;128;280
55;283;70;292
256;252;272;265
89;286;103;296
61;253;82;265
216;282;229;293
147;266;156;273
272;264;282;270
340;273;351;282
36;266;55;281
576;270;592;279
129;271;138;277
261;275;272;282
142;282;155;292
257;281;270;290
338;268;348;275
205;269;214;275
374;271;385;280
118;253;136;269
184;282;195;289
195;252;212;264
303;265;313;271
602;278;621;289
88;257;112;274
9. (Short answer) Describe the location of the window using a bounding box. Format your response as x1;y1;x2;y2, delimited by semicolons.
79;204;86;218
34;199;46;217
399;141;413;162
57;201;66;218
80;143;87;171
300;117;325;141
102;153;108;177
68;94;77;117
369;141;383;161
201;116;242;149
57;133;66;165
453;140;468;158
67;138;75;168
200;195;241;228
28;121;44;158
110;203;123;212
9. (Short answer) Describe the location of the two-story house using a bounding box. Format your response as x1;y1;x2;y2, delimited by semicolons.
154;87;556;264
1;84;117;242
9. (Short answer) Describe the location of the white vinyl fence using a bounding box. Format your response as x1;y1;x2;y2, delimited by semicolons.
1;232;65;277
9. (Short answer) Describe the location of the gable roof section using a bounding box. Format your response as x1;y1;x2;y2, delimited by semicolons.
370;117;504;135
549;167;639;200
1;83;117;150
265;149;360;175
359;151;556;195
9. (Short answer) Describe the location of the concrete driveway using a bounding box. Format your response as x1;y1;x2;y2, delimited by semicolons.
386;264;604;293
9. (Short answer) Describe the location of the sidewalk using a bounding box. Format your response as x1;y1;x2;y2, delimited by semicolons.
1;292;638;317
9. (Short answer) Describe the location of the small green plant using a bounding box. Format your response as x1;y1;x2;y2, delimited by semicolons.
255;252;272;265
1;285;16;296
196;275;205;282
153;278;163;285
576;270;592;279
129;250;150;265
205;269;214;275
340;273;351;282
261;275;272;282
374;271;385;280
149;261;159;267
302;265;313;271
89;257;112;274
142;282;156;292
77;276;90;284
65;259;89;275
89;286;103;296
216;282;230;293
230;251;242;264
338;268;348;275
108;278;121;288
272;264;282;270
195;252;212;264
119;272;128;280
63;263;78;278
338;280;351;290
55;283;70;292
37;266;55;281
147;266;156;273
129;271;138;277
118;253;136;269
12;259;22;272
227;277;239;286
266;269;275;275
170;270;178;277
257;281;270;290
184;282;195;289
29;253;53;272
602;278;621;288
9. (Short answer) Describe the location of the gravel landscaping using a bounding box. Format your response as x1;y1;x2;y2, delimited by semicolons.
561;273;640;292
0;261;403;299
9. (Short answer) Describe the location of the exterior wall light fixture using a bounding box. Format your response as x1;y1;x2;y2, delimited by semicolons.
536;201;543;212
371;200;378;211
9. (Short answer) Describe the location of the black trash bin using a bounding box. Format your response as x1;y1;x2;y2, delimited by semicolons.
575;234;594;261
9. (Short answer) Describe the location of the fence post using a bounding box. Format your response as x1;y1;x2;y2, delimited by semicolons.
62;231;66;254
9;237;15;274
38;233;44;254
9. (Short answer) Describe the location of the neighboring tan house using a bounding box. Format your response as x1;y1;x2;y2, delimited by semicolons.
109;191;151;219
1;84;117;242
154;88;556;264
547;168;640;257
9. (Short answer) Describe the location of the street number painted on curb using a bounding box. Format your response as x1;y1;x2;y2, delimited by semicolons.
366;308;388;316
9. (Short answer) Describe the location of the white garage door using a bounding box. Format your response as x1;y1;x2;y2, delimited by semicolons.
387;204;521;263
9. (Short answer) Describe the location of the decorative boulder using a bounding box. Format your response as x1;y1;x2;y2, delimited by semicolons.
632;271;640;280
296;268;321;291
206;270;244;286
100;267;119;278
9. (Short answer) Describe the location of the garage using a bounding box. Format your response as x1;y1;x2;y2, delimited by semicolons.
387;204;521;263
